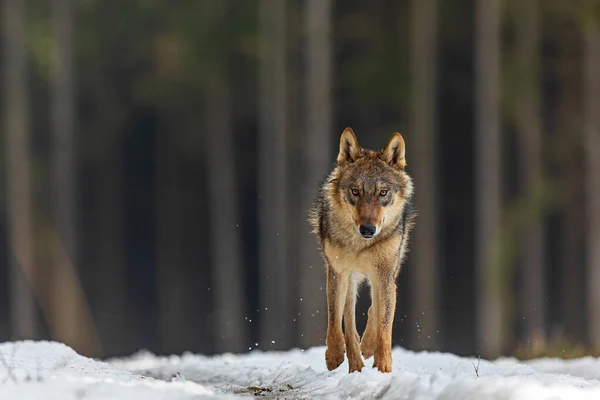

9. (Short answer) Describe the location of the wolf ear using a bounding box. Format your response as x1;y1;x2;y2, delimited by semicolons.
380;132;406;169
337;128;363;164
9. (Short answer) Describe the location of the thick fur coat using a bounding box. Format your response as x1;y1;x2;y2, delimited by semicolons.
309;128;417;373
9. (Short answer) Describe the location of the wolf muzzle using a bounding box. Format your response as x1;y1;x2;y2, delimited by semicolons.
359;224;377;239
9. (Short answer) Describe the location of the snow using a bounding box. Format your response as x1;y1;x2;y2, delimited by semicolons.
114;346;600;399
3;340;600;399
0;341;223;399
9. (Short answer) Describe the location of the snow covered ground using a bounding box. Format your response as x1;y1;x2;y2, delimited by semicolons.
2;341;600;399
0;341;221;400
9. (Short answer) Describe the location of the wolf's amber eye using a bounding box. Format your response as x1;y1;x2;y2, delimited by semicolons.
351;189;360;196
379;189;388;196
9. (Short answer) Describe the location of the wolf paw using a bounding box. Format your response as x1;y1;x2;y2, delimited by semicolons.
348;356;364;373
360;337;376;359
325;344;345;371
373;350;392;373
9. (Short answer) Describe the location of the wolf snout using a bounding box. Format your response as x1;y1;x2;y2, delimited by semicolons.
359;224;377;239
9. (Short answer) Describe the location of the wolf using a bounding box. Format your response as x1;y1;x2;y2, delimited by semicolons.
308;127;416;373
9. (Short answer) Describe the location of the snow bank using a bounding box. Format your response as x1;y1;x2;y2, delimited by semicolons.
3;340;600;399
0;341;223;399
113;346;600;400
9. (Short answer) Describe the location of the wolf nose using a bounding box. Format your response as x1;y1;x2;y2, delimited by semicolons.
359;224;376;238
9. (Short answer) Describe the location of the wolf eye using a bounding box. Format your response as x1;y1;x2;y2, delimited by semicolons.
379;189;388;196
351;189;360;196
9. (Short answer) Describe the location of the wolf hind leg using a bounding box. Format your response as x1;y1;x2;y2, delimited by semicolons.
343;273;364;373
360;278;378;359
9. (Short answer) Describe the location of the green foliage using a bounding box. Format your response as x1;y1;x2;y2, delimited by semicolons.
337;7;410;112
514;335;600;360
579;1;600;28
26;2;52;81
489;180;560;350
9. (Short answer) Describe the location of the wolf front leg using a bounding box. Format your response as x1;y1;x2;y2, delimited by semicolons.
372;269;396;373
325;263;349;371
343;273;365;372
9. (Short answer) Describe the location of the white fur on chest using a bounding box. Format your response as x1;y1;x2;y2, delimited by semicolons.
324;244;373;274
323;235;402;276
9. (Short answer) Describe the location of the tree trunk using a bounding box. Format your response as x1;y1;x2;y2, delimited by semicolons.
298;0;331;348
3;0;37;340
514;0;545;346
51;0;76;289
258;0;290;350
205;76;247;353
155;133;186;353
50;0;101;357
583;4;600;347
475;0;504;357
91;146;129;356
409;0;439;350
557;20;585;345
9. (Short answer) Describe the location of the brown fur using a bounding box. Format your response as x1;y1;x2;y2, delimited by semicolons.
308;128;417;373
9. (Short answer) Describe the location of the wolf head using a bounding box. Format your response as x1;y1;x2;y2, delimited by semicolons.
332;127;413;240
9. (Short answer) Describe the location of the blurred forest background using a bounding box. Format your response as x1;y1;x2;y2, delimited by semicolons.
1;0;600;361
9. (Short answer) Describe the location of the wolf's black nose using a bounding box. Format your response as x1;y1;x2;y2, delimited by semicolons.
359;224;376;238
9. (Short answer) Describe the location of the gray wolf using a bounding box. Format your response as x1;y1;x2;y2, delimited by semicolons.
309;128;416;373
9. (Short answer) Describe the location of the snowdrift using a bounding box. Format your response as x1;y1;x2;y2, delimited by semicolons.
0;341;219;399
2;340;600;399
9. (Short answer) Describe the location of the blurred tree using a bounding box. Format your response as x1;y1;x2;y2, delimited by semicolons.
583;1;600;348
3;0;37;340
152;1;257;354
153;17;188;352
551;3;586;344
76;0;137;355
206;73;247;353
49;0;101;356
149;3;213;354
258;0;290;350
410;0;439;350
50;0;76;267
1;0;596;359
298;0;331;348
475;0;505;357
513;0;545;346
167;0;250;354
156;127;187;354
